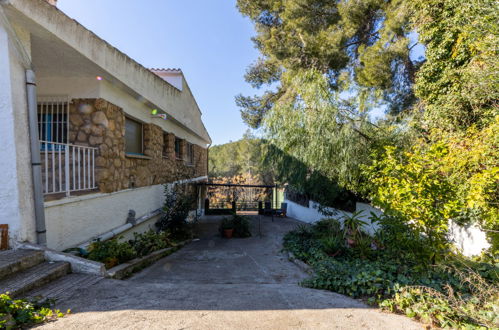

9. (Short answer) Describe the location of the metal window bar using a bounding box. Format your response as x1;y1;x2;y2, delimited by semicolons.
40;141;98;195
37;96;69;151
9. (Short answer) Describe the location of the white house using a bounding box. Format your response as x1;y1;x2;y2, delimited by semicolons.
0;0;211;251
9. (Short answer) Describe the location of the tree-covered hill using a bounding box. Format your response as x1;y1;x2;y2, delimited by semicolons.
208;131;272;184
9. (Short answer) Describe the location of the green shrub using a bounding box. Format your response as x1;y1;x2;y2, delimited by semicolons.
219;215;252;238
370;213;437;265
381;281;499;329
0;293;66;329
319;236;344;256
283;215;499;328
87;237;137;268
156;185;195;241
129;230;172;257
232;215;251;238
341;211;368;238
87;230;179;269
219;217;234;233
312;218;342;238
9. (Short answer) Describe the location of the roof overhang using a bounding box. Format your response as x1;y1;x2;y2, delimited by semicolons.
1;0;212;144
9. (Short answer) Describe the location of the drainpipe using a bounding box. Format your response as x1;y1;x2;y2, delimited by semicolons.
204;142;211;213
26;70;46;245
206;142;211;179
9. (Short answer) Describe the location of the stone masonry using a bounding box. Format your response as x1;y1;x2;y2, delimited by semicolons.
68;98;207;194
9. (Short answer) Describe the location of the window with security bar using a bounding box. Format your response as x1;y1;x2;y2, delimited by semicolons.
175;137;182;159
187;142;195;165
37;97;69;151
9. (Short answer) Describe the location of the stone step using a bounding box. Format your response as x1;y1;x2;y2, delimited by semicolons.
0;249;45;281
25;273;103;302
0;261;70;297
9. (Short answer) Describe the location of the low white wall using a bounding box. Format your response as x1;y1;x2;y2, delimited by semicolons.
119;216;159;242
284;198;380;235
355;202;381;236
448;222;490;257
45;176;207;251
45;184;165;251
285;198;489;256
284;199;339;224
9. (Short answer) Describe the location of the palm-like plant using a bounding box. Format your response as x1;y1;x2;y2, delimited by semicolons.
341;211;368;246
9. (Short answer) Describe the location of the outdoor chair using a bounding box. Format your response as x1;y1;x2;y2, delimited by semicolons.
263;201;273;216
275;202;287;218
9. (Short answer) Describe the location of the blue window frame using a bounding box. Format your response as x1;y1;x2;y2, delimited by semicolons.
37;102;68;151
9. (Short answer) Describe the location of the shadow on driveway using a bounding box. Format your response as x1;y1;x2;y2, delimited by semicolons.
38;216;420;329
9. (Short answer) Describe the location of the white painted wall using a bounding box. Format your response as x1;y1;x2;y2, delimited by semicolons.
284;199;344;224
284;199;380;235
448;222;491;257
152;70;183;91
0;18;36;244
1;2;210;250
99;81;208;147
44;184;166;251
286;198;490;256
7;0;211;143
37;76;100;99
45;175;208;251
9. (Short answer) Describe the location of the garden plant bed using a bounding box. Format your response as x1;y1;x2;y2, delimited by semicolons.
78;184;198;274
283;215;498;329
106;240;190;279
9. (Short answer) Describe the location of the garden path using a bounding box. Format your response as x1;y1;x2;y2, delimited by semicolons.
38;215;420;329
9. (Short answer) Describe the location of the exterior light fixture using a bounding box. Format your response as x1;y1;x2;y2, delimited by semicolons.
151;109;167;120
96;76;103;81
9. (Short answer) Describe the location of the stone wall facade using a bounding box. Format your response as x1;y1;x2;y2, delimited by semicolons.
68;98;207;194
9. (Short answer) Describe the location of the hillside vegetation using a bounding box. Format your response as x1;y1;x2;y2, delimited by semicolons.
233;0;498;327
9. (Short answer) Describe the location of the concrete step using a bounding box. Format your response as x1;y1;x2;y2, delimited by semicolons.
0;261;70;297
25;273;103;302
0;249;45;281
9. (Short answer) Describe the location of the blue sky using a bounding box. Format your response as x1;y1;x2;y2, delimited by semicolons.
58;0;259;146
57;1;425;145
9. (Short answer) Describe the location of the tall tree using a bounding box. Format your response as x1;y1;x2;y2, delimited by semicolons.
208;132;272;184
236;0;421;128
412;0;498;132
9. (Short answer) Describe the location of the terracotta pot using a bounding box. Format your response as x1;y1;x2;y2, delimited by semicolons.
327;250;341;257
346;238;356;247
223;229;234;238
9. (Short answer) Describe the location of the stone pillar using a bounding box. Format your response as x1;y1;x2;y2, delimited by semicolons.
143;124;162;158
179;139;187;162
70;98;125;193
193;145;208;177
164;133;175;159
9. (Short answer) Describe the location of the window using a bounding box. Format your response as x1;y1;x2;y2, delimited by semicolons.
125;117;143;154
187;143;195;165
174;137;181;159
37;99;68;151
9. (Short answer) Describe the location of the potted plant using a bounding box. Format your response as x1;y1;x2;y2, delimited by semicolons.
232;215;251;238
219;217;234;238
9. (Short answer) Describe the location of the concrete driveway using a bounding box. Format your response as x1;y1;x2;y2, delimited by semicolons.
39;215;420;330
